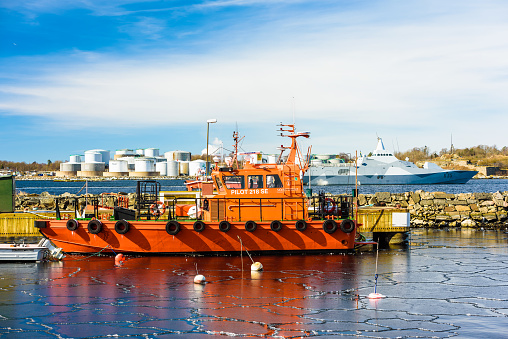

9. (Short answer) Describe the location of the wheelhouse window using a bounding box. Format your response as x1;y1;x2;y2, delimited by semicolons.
223;175;245;189
248;175;263;188
214;176;223;190
266;174;283;188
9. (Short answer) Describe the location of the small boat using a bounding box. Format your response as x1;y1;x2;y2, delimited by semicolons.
35;124;358;255
305;138;477;186
0;238;64;262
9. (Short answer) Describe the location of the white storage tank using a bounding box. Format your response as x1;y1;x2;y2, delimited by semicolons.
69;154;82;163
86;149;110;165
165;150;191;161
178;160;189;176
189;160;206;176
81;162;106;172
156;161;167;176
60;162;81;172
84;151;102;163
135;158;155;172
116;149;134;156
267;155;277;164
136;149;145;156
167;160;179;177
109;160;128;173
145;148;159;157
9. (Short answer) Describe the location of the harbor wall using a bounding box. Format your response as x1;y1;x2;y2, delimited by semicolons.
356;190;508;228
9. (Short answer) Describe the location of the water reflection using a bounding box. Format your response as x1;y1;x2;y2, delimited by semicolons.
1;230;508;338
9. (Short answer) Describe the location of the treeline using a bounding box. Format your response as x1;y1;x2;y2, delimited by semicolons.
394;145;508;168
0;160;63;172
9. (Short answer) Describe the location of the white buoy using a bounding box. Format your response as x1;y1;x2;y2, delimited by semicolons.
368;292;385;299
367;244;386;299
194;274;206;284
251;262;263;271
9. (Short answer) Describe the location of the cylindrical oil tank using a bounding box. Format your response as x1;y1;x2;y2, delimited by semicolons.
136;149;145;156
135;158;155;172
167;160;179;176
165;150;191;161
116;149;134;156
156;161;167;176
189;160;206;176
84;151;102;163
145;148;159;157
118;156;135;165
69;154;82;163
81;162;106;172
60;162;81;172
109;160;128;173
178;161;189;176
87;149;110;165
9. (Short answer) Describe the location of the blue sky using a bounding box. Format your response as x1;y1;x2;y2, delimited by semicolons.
1;0;508;163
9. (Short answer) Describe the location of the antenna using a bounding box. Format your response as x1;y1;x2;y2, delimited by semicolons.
292;97;295;125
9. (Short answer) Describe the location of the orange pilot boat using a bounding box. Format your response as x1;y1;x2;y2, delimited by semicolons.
35;123;358;254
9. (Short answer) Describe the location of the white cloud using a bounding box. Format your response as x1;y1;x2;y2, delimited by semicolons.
1;0;508;153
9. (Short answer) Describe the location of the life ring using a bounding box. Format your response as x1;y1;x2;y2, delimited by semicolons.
193;220;205;232
324;198;336;214
114;219;130;234
66;219;79;231
245;220;257;232
166;221;180;235
88;219;103;234
295;220;307;232
150;201;166;217
323;219;337;234
219;220;231;232
340;219;355;233
270;220;283;232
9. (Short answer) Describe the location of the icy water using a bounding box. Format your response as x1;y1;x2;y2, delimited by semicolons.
1;230;508;338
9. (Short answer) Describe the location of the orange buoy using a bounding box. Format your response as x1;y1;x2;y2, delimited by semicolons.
114;253;125;266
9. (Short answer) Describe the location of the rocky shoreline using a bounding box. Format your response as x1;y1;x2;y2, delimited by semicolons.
15;190;508;229
357;190;508;228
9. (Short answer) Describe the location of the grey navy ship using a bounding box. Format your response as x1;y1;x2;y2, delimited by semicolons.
305;138;477;186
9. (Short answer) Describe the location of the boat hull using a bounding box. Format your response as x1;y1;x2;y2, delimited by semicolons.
305;170;477;186
37;220;356;254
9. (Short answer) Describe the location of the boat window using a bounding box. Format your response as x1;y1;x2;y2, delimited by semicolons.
214;176;223;190
223;175;245;189
248;175;263;188
266;174;283;188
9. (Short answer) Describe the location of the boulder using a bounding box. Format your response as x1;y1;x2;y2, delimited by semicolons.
461;219;477;227
375;192;391;203
411;192;421;204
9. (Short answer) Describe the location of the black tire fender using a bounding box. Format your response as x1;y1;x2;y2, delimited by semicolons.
88;219;103;234
245;220;257;232
193;220;205;232
323;219;337;234
340;219;355;233
66;219;79;231
295;220;307;232
114;219;130;235
219;220;231;232
270;220;282;232
166;220;180;235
